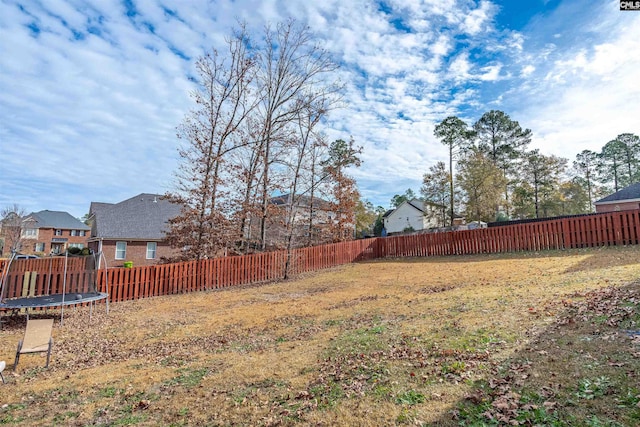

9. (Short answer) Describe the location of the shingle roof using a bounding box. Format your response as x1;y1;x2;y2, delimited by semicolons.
25;210;90;230
595;182;640;204
407;199;425;212
270;193;332;210
384;199;464;219
90;193;183;240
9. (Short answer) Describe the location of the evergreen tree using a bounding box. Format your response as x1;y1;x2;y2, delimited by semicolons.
434;116;474;226
473;110;532;217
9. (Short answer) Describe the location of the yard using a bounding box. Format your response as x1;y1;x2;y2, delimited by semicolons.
1;246;639;426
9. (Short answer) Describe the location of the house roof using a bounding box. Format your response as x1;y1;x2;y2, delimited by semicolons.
90;193;183;240
383;199;426;221
407;199;426;212
384;199;464;219
595;182;640;204
270;193;332;210
24;210;90;230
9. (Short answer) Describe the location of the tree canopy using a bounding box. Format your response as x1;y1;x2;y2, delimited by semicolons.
425;110;638;223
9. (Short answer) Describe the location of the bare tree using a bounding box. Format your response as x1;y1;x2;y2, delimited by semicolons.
230;130;264;254
255;19;341;250
167;20;342;260
1;204;27;256
165;25;258;261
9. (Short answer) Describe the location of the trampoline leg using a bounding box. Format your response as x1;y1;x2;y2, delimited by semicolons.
45;338;53;368
14;341;22;372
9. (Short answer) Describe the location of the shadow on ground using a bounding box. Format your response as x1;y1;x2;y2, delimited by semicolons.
430;280;640;426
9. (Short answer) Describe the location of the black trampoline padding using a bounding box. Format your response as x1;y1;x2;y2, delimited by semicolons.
0;292;109;309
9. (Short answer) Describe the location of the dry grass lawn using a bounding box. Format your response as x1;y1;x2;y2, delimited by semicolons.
1;246;639;426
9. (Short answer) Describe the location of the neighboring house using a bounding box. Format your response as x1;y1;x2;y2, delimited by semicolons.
87;193;183;267
594;183;640;213
248;193;340;249
383;199;441;235
383;199;465;235
11;210;90;256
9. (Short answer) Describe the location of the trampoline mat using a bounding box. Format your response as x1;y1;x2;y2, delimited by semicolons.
0;292;109;309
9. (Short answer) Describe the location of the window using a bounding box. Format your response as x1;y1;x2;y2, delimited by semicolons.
35;242;45;252
79;230;85;236
55;229;63;236
68;243;84;249
115;241;126;260
70;230;86;237
146;242;157;259
23;228;37;237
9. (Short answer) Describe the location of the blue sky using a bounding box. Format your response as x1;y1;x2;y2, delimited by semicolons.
1;0;639;218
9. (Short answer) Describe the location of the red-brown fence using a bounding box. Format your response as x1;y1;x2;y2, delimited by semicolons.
2;209;640;306
378;209;640;257
0;257;97;301
98;238;379;302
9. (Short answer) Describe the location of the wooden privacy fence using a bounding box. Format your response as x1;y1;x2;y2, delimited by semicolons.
0;256;88;276
3;209;640;305
100;238;379;302
378;209;640;257
0;256;98;302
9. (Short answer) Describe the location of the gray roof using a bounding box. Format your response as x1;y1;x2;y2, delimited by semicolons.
595;182;640;204
407;199;426;212
385;199;464;218
90;193;183;240
24;210;90;230
270;193;331;210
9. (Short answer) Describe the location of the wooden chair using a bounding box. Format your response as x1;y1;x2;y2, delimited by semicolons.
14;318;54;371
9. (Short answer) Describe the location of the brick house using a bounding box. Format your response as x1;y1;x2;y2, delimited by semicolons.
245;193;344;250
594;182;640;213
87;193;183;267
0;210;90;256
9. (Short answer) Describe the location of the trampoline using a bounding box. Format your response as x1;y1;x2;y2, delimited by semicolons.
0;292;108;309
0;251;109;324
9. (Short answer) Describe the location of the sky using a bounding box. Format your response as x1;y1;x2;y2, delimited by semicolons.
1;0;639;218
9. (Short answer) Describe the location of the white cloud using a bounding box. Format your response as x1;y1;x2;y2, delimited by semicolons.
515;16;640;159
449;52;472;80
461;0;495;35
520;65;535;77
478;63;503;81
1;0;639;216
